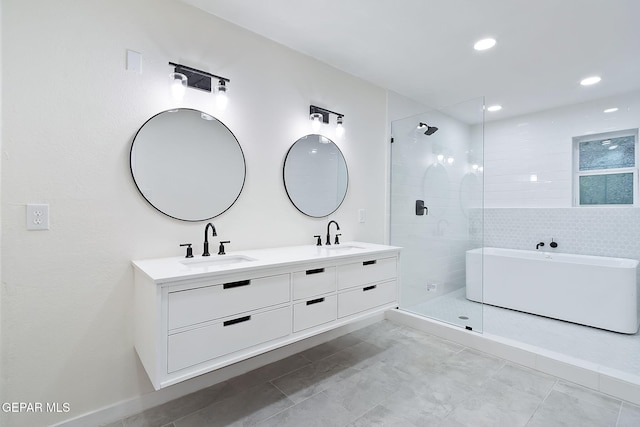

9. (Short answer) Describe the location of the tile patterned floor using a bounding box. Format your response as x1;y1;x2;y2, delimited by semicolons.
106;320;640;427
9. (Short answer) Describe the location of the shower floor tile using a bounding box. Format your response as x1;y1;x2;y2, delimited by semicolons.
406;289;484;331
406;289;640;380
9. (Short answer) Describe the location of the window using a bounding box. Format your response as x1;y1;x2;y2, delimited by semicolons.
573;129;638;206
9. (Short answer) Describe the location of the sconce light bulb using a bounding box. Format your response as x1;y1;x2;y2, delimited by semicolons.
216;92;228;111
216;81;228;111
336;116;345;137
437;154;445;162
310;113;322;132
170;72;187;100
472;164;479;170
447;157;454;165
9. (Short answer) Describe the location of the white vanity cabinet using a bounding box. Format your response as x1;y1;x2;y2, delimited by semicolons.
336;257;398;318
133;242;400;390
167;274;290;330
291;266;338;332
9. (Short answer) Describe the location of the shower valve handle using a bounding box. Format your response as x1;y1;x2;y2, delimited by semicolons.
415;200;428;216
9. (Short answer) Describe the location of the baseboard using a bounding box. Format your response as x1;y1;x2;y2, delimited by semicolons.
386;309;640;406
52;313;384;427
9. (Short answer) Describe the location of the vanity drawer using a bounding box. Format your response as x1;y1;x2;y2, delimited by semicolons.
337;280;396;318
337;257;397;290
293;295;337;332
168;274;290;330
167;306;291;373
292;267;336;300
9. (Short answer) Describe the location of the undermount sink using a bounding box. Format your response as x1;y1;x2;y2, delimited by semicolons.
180;255;257;268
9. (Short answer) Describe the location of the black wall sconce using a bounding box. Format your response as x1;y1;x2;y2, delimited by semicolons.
309;105;345;137
169;62;230;110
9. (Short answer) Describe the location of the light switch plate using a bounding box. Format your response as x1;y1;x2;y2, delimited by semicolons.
27;204;49;230
126;49;142;73
358;209;366;223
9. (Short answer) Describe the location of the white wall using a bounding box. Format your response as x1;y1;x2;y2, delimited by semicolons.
483;90;640;208
1;1;387;425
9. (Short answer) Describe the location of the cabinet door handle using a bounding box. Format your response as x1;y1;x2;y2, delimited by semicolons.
363;260;377;266
306;268;325;275
223;280;251;289
363;285;377;292
223;315;251;327
306;297;325;305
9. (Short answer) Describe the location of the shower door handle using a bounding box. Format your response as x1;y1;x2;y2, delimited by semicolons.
415;200;428;215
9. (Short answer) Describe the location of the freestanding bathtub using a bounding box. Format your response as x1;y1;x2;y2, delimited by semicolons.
466;247;639;334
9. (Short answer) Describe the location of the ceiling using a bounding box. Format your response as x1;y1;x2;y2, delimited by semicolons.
180;0;640;122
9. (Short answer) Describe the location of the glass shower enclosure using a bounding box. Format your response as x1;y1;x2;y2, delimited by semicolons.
390;97;484;331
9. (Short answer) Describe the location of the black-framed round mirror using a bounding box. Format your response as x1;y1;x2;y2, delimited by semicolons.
283;134;348;217
130;108;246;221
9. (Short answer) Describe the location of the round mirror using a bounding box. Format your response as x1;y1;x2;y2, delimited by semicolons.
130;108;245;221
283;134;348;217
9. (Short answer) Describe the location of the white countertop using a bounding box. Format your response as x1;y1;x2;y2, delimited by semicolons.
132;241;401;283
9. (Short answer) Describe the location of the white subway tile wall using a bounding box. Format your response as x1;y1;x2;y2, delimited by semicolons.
482;90;640;208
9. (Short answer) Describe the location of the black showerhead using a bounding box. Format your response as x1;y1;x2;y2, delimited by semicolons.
418;122;438;136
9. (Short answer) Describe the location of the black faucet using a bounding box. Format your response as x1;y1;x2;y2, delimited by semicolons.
203;223;217;256
326;220;340;245
536;242;545;250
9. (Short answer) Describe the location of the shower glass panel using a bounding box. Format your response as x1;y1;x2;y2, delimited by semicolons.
391;97;484;332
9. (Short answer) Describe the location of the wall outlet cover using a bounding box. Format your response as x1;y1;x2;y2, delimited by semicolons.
27;204;50;230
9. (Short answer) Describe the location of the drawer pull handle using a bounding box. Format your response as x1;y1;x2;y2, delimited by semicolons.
306;268;325;275
363;285;377;292
306;297;325;305
363;260;377;266
223;280;251;289
223;315;251;327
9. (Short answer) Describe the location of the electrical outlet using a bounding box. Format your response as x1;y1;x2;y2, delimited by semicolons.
426;283;438;292
27;204;50;230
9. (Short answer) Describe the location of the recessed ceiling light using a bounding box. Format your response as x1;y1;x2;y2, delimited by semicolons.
487;105;502;112
604;107;618;113
474;38;496;51
580;76;601;86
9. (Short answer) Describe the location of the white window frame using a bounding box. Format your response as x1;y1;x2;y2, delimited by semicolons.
572;128;639;207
